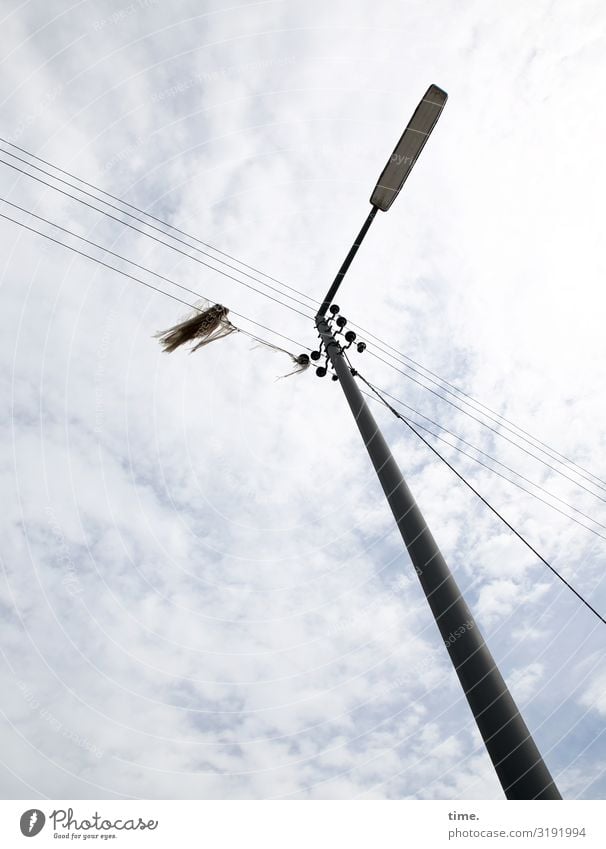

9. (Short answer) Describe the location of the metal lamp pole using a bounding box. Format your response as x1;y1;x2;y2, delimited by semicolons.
315;85;561;800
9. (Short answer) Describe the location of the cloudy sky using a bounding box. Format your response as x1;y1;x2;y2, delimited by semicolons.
1;0;605;800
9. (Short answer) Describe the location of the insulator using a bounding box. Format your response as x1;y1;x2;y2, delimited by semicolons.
310;350;321;361
336;316;347;327
331;374;339;381
329;304;340;314
356;342;367;353
344;330;356;343
315;366;327;377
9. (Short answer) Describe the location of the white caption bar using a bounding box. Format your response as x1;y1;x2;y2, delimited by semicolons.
1;800;604;847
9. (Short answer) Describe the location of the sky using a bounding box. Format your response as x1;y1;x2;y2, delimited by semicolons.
0;0;605;800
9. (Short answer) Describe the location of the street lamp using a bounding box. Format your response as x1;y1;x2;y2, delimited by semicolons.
315;85;561;799
316;84;447;318
370;83;447;211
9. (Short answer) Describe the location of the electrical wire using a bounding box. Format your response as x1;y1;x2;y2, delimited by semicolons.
366;350;606;505
0;156;315;321
2;141;603;621
361;341;606;495
0;208;311;355
8;190;606;545
0;134;320;307
2;139;605;495
0;196;310;353
3;161;603;509
7;188;602;539
360;380;606;535
360;388;606;541
333;344;606;540
0;147;317;315
354;324;606;493
3;139;604;495
354;369;606;626
4;199;606;555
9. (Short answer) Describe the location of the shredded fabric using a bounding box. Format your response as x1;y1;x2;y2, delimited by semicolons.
156;302;309;377
155;302;237;353
278;352;310;379
250;337;310;378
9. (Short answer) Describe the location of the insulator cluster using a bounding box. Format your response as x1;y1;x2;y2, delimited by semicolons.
312;303;367;378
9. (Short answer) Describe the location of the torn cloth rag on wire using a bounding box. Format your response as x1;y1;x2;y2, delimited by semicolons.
155;301;309;378
155;302;237;353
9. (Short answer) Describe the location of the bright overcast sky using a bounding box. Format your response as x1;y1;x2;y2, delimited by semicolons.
1;0;605;800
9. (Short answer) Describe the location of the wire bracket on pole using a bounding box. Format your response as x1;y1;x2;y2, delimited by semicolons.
313;305;367;379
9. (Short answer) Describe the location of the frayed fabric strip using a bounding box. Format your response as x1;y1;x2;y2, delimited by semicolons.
155;302;308;377
155;302;236;353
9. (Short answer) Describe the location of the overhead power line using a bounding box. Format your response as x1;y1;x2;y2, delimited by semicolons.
0;207;310;355
367;350;606;505
3;137;604;497
4;188;603;621
363;343;606;496
0;134;320;307
1;139;604;498
361;388;606;540
7;191;604;530
359;379;606;538
355;369;606;627
0;147;317;315
6;192;606;550
5;189;605;551
0;156;315;321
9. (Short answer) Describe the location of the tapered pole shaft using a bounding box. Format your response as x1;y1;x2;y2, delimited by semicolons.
317;319;561;800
